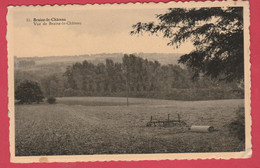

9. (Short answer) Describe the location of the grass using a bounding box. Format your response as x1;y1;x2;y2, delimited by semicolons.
15;97;245;156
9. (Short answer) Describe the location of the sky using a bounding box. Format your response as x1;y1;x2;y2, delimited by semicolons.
9;6;194;58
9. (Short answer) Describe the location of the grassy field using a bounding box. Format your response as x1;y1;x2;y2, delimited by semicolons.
15;97;245;156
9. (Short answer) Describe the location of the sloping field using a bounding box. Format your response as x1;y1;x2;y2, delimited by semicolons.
15;97;244;156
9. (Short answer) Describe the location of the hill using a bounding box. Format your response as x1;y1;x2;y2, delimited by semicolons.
15;53;183;72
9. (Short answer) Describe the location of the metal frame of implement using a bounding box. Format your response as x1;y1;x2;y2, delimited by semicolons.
146;114;186;127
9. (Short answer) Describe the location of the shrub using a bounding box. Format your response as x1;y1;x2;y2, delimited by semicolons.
15;80;44;104
47;96;56;104
229;107;245;142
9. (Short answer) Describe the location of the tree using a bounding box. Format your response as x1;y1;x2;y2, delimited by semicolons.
15;80;44;104
61;55;243;100
131;7;244;82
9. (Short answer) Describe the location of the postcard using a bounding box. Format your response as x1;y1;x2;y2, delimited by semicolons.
7;0;251;163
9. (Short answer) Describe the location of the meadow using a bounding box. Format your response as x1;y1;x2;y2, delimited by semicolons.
15;97;244;156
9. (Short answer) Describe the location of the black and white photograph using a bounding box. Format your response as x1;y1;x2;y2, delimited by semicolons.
7;1;251;162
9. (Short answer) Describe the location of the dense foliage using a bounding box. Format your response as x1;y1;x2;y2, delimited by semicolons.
47;96;56;104
131;7;244;82
15;55;243;100
229;107;245;142
59;54;242;100
15;80;44;104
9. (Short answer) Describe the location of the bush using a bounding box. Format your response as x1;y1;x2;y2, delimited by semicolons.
15;80;44;104
229;107;245;142
47;96;56;104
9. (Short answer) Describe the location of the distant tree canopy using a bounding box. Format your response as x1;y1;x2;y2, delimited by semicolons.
131;7;244;82
61;54;242;100
63;54;191;95
15;80;44;104
18;60;36;67
14;55;244;100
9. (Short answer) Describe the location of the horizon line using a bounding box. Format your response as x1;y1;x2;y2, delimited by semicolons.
14;52;185;59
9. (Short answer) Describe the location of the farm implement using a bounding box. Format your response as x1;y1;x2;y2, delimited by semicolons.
146;114;186;127
146;114;215;133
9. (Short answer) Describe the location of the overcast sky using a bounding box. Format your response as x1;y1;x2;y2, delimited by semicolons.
10;6;194;57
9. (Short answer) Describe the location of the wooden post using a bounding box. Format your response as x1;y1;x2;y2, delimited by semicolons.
122;64;129;107
150;116;153;122
127;94;129;106
178;113;180;122
124;66;129;107
168;114;170;121
126;75;129;106
189;89;192;100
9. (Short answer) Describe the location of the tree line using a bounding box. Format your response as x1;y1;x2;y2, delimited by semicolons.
35;54;243;100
